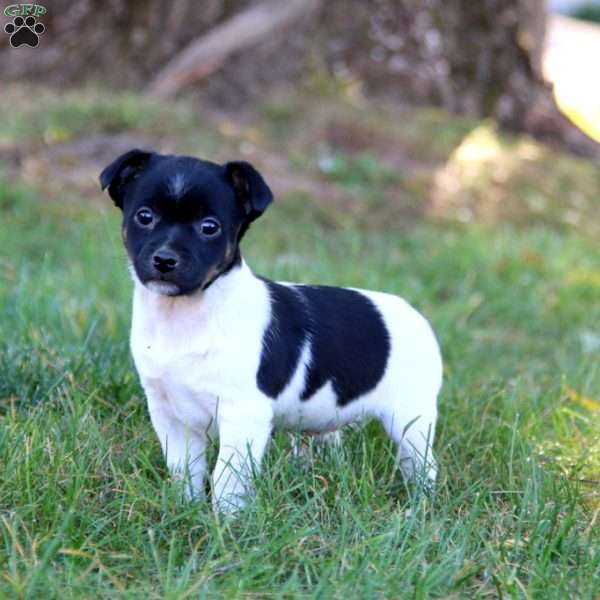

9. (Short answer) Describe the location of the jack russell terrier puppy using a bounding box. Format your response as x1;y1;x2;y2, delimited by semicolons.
100;150;442;512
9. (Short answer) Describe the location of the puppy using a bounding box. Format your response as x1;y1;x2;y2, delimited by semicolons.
100;150;442;512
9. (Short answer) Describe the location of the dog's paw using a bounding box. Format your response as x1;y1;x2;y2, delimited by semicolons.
212;492;248;516
5;15;45;48
291;431;343;464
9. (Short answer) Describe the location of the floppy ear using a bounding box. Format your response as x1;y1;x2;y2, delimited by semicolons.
99;149;154;209
225;161;273;223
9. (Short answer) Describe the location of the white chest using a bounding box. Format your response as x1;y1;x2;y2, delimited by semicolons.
129;266;271;431
132;333;217;428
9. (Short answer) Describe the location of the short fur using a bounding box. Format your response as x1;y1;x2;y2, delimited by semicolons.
100;150;442;512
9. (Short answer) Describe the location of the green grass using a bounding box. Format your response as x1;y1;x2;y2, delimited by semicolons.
0;87;196;146
1;89;599;598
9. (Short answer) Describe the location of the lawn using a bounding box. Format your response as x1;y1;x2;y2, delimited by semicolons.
0;88;599;598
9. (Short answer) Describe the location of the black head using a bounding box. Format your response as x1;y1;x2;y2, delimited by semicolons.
100;149;273;296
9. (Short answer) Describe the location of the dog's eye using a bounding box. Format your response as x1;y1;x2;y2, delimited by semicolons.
199;217;221;238
135;208;154;227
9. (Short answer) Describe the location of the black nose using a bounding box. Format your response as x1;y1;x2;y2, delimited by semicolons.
152;249;179;273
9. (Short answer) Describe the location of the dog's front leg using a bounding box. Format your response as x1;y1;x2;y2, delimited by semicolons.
212;397;273;513
145;385;208;499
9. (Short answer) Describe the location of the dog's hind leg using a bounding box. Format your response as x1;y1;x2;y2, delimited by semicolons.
291;430;343;462
380;409;437;486
314;431;342;447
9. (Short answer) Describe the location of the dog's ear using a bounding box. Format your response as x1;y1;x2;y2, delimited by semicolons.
100;149;154;209
225;161;273;224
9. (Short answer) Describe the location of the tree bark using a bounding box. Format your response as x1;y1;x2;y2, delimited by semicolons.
147;0;321;99
432;0;599;156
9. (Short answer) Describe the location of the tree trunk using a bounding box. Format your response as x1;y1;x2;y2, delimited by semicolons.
432;0;598;156
147;0;321;98
318;0;598;157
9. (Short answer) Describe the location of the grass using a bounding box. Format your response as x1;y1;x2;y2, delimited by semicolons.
0;88;196;146
0;88;599;598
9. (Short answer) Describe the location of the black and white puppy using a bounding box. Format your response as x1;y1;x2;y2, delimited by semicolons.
100;150;442;512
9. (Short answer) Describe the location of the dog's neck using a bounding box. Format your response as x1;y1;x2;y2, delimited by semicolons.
131;258;258;327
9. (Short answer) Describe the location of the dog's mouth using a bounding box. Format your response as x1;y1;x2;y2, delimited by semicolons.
145;280;181;296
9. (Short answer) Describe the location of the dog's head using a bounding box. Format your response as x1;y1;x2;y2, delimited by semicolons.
100;150;273;296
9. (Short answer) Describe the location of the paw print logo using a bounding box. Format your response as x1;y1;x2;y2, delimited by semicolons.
4;15;45;48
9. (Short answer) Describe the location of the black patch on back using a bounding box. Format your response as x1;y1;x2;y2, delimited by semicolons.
257;281;309;399
257;280;391;406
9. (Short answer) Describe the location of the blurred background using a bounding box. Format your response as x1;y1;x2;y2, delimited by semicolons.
1;2;599;595
2;0;600;476
2;0;600;223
